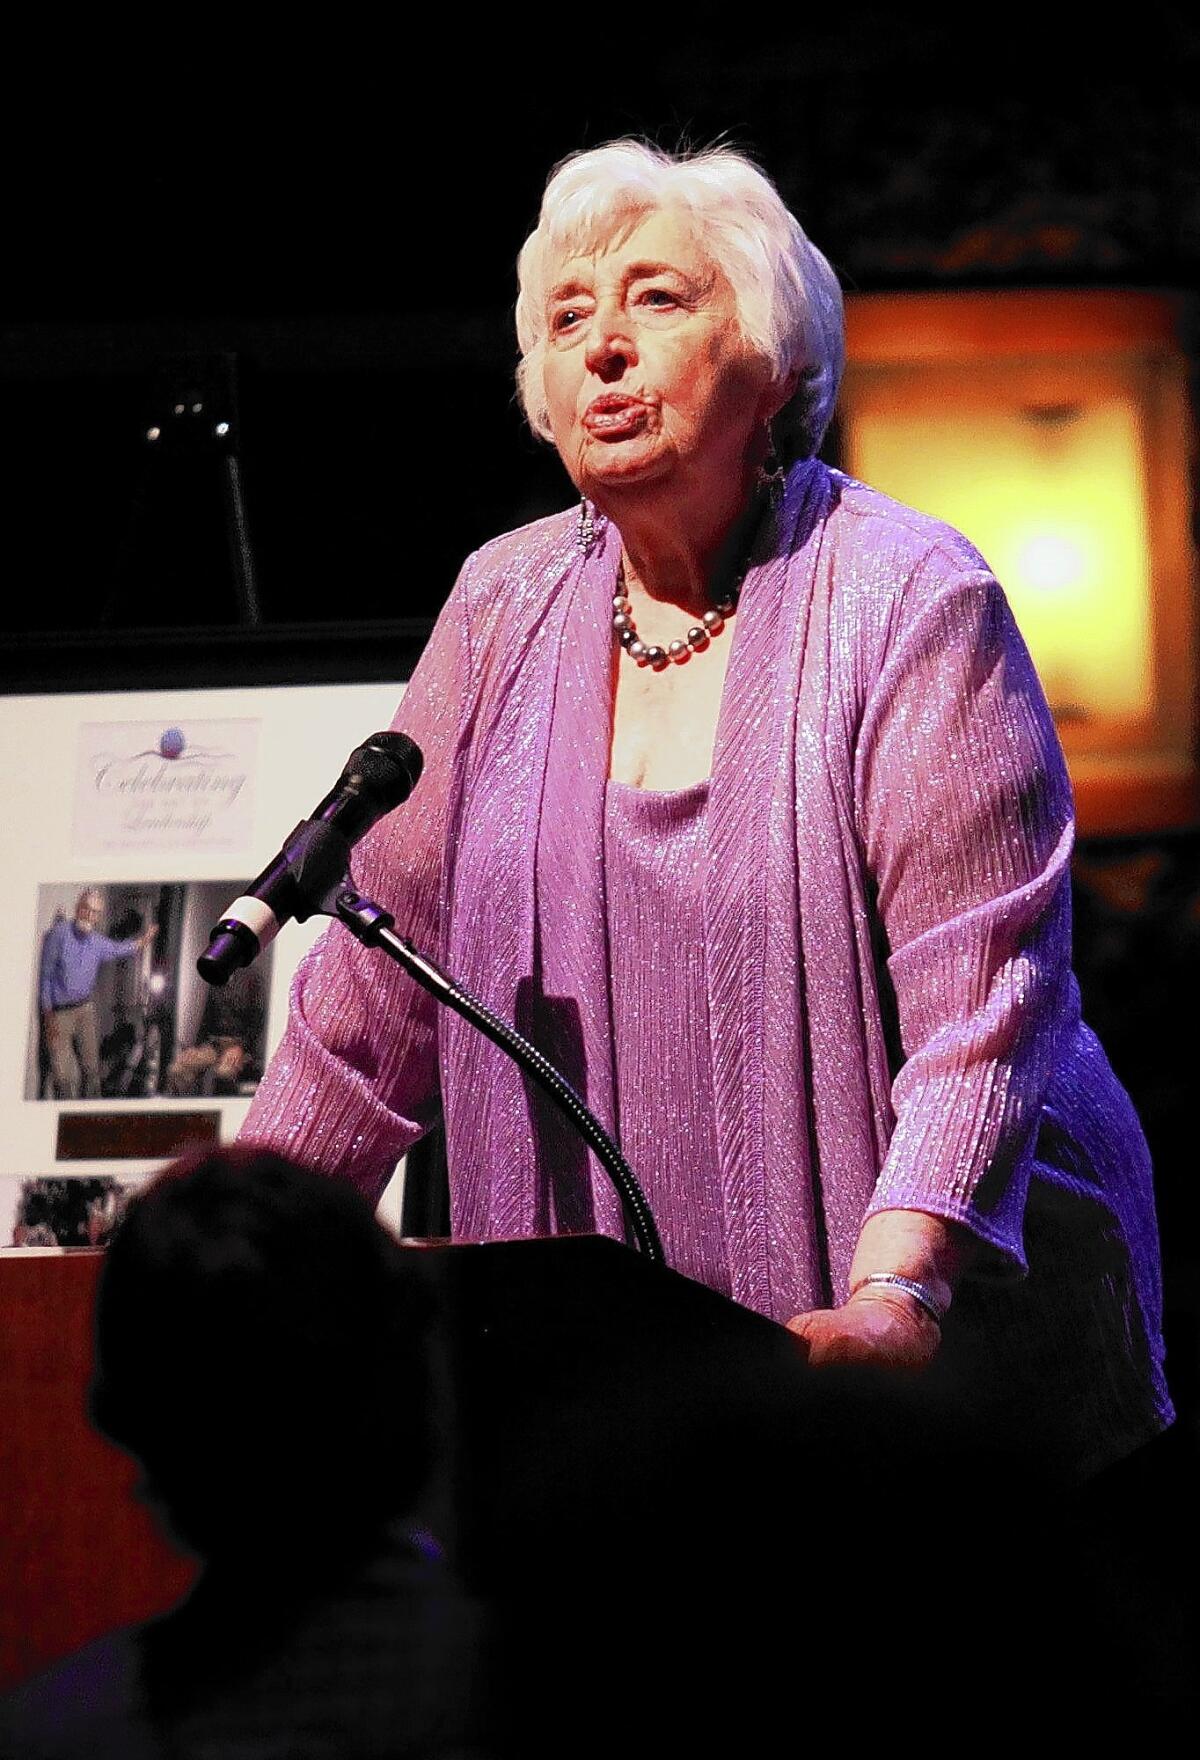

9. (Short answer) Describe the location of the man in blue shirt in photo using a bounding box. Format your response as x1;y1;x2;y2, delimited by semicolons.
39;890;157;1099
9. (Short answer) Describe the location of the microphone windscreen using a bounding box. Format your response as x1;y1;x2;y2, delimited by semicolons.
352;731;423;808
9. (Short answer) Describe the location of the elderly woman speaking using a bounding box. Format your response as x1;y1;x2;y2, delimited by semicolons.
243;141;1171;1479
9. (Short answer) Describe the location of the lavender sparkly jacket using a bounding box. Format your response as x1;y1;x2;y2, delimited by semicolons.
242;460;1171;1477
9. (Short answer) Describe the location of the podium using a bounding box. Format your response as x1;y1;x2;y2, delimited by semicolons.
415;1233;818;1586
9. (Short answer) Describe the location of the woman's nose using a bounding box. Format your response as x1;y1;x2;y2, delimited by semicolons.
584;309;637;380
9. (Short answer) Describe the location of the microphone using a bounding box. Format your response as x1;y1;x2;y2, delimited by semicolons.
198;731;423;986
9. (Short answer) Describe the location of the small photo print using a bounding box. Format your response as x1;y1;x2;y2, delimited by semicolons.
27;881;272;1103
2;1172;145;1249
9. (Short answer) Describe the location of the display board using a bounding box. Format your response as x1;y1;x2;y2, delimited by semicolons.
0;678;409;1242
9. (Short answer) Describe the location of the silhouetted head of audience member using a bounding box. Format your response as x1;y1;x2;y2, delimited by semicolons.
91;1147;434;1572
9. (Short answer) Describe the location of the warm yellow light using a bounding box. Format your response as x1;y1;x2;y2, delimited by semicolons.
1014;530;1089;595
848;378;1152;723
842;292;1199;833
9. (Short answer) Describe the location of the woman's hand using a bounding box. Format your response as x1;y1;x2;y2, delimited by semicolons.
786;1207;979;1372
785;1283;941;1373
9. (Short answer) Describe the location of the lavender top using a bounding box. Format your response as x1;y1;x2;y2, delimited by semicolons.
605;778;728;1298
241;460;1172;1478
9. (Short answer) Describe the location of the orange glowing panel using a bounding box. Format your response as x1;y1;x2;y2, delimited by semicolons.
848;372;1152;724
841;292;1198;833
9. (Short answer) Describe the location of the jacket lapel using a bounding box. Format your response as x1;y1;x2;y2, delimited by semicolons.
706;459;833;1315
443;517;624;1242
528;519;625;1238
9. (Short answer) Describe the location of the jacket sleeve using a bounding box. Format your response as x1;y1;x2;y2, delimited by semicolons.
238;553;478;1205
853;555;1078;1274
95;933;143;963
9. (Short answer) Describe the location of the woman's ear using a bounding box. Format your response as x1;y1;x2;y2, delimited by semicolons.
763;366;802;424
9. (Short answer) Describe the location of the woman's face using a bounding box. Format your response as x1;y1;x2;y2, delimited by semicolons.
541;208;774;506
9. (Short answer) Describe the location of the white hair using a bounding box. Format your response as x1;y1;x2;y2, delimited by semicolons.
515;139;844;463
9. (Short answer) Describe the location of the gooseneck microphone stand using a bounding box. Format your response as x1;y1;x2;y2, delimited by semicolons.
198;808;664;1266
333;886;663;1265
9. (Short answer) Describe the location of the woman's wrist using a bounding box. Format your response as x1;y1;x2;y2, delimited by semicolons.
846;1208;980;1320
848;1271;948;1328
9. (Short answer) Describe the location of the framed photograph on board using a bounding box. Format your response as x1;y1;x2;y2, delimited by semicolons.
0;678;411;1244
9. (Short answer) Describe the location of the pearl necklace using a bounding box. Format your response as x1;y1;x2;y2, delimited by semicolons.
612;566;738;670
600;478;777;671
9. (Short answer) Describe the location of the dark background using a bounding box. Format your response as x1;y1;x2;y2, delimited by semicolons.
3;14;1198;652
2;17;1197;1422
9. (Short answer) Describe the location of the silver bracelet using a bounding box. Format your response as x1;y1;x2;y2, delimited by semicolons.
849;1272;947;1327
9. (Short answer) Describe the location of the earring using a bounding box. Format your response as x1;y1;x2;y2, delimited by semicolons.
577;496;596;554
756;424;787;509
